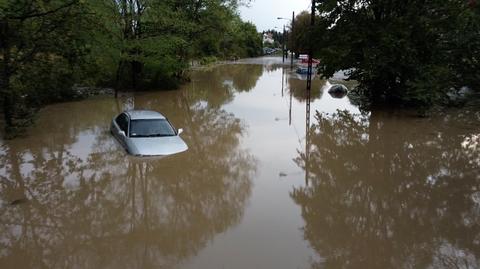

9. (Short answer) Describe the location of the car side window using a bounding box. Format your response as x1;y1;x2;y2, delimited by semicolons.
115;113;129;133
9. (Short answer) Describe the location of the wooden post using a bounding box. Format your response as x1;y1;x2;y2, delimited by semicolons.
290;11;295;68
282;25;286;63
306;0;315;129
305;0;316;187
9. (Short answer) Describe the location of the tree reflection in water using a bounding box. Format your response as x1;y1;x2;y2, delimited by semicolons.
288;75;325;102
188;64;263;108
293;110;480;269
0;93;256;268
226;64;264;92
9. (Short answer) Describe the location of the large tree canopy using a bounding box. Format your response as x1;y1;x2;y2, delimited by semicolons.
308;0;480;107
0;0;262;136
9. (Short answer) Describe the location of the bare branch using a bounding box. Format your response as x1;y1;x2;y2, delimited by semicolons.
9;1;79;21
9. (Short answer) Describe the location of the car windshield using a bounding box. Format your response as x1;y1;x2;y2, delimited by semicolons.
129;119;176;137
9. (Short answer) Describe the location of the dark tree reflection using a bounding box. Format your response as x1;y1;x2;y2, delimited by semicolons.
0;91;256;268
288;75;325;102
227;64;264;92
187;64;263;108
292;110;480;269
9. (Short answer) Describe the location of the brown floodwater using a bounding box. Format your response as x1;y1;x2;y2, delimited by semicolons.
1;57;479;269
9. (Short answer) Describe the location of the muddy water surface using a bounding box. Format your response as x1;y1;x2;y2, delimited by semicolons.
1;57;479;269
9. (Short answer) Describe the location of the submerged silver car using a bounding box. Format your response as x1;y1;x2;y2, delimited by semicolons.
111;110;188;156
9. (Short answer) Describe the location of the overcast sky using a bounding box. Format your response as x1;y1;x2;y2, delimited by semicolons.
239;0;311;32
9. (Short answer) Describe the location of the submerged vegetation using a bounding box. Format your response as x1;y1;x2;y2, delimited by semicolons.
0;0;262;136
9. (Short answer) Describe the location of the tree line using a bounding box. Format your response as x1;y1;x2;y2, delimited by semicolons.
0;0;262;136
288;0;479;108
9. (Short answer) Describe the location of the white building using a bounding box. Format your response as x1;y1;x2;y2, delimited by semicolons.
263;33;274;45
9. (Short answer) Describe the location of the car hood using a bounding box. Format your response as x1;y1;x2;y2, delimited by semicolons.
128;136;188;156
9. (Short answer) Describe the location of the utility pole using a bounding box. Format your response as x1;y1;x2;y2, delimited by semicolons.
291;11;295;68
305;0;315;187
282;25;286;63
278;16;293;65
306;0;315;128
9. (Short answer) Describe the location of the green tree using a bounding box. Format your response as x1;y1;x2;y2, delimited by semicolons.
288;11;312;55
69;0;260;91
0;0;262;136
223;17;262;58
313;0;480;107
0;0;96;135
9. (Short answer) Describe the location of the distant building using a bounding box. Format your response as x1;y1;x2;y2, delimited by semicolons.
263;32;274;45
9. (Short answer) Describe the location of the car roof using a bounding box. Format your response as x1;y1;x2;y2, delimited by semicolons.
125;110;166;120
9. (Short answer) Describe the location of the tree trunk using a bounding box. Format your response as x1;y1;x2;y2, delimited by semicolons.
1;19;13;127
114;59;124;98
131;61;137;90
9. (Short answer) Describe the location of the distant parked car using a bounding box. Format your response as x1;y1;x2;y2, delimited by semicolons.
263;47;276;55
111;110;188;156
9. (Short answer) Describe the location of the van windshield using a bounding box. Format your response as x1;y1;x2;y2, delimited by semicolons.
129;119;176;137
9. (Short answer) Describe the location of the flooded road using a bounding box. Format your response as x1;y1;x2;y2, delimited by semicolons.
1;57;479;269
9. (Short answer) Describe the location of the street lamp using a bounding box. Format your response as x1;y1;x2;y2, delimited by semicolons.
277;13;295;68
277;17;288;63
275;23;286;62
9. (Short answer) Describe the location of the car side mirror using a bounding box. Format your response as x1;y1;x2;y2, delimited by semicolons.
177;128;184;135
119;130;126;137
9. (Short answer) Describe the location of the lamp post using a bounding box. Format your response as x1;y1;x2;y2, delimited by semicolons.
277;17;288;63
277;14;295;68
